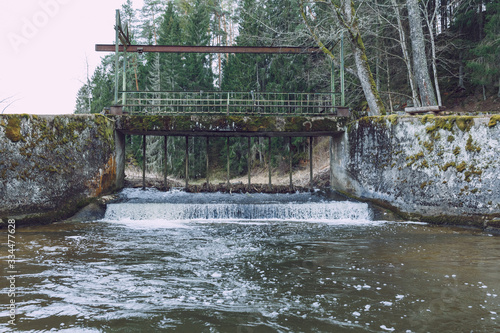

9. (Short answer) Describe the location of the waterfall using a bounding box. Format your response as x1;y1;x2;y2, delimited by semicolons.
103;189;373;223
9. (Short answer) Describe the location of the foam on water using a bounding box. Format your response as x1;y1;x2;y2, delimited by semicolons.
104;201;373;222
103;189;375;228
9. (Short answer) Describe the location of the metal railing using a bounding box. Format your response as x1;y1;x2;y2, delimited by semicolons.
122;91;338;116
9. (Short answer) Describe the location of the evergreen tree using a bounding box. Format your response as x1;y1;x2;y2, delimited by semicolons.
180;0;214;91
467;1;500;97
89;61;114;114
158;3;183;91
74;84;91;114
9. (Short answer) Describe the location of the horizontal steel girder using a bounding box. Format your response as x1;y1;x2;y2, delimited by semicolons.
96;44;322;54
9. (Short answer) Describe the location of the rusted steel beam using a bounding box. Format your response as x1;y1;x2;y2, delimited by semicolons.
96;44;322;54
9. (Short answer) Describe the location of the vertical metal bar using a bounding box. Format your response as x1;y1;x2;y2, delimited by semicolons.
185;136;189;188
206;137;210;187
247;137;251;188
142;135;146;190
114;10;120;105
341;32;345;107
289;137;293;190
268;137;272;189
331;58;336;107
309;136;313;190
122;46;127;107
227;137;230;188
330;137;333;191
164;136;168;191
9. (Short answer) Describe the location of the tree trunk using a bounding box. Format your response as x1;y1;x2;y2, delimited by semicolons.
423;1;442;106
406;0;437;106
337;0;386;115
498;77;500;98
391;0;420;107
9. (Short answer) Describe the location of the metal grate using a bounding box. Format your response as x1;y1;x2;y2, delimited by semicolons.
121;91;338;116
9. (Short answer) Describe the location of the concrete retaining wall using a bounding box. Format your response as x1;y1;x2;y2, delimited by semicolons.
331;115;500;230
0;114;124;226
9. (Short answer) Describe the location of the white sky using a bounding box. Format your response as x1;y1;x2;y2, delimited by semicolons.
1;0;144;115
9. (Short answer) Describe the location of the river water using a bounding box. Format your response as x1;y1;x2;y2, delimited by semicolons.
1;189;499;332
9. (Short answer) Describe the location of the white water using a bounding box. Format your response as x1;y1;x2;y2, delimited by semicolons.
103;189;374;227
104;202;373;222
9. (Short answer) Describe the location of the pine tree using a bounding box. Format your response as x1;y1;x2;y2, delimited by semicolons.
158;3;183;91
180;0;214;91
74;84;91;114
467;1;500;98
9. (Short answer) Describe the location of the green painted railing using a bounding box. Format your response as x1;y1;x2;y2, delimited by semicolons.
121;91;339;115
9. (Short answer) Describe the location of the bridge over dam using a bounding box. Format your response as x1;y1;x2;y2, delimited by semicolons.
113;111;349;191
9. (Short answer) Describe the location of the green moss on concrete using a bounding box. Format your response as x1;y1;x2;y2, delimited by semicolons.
456;161;467;173
465;135;481;153
488;115;500;127
423;140;434;153
442;162;456;171
424;116;476;136
464;166;483;182
406;151;424;167
5;116;23;142
387;114;398;125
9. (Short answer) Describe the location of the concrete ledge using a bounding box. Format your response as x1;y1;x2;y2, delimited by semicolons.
114;115;348;137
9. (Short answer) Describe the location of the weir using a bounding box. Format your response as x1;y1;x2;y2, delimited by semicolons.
105;190;372;222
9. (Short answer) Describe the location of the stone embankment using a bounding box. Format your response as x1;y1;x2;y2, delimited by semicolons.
330;115;500;231
0;114;124;226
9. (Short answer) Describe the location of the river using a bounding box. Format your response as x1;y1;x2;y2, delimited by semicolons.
1;189;499;332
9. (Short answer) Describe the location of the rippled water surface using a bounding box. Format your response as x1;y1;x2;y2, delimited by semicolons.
1;189;499;332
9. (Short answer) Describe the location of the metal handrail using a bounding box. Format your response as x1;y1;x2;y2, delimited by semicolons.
120;91;340;116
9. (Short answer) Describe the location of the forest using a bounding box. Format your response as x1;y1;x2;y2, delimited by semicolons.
74;0;500;182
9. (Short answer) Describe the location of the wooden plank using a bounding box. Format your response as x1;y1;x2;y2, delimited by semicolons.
405;106;446;114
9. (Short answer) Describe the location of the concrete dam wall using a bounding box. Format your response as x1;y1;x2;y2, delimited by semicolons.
330;115;500;230
0;114;125;225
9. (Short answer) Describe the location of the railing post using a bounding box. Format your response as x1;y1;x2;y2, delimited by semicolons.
341;32;345;107
206;137;210;187
247;137;251;189
226;137;230;188
185;136;189;188
227;92;230;115
309;136;313;190
289;137;293;191
114;10;120;105
164;135;168;191
268;137;272;190
142;135;146;190
122;45;127;107
331;58;336;108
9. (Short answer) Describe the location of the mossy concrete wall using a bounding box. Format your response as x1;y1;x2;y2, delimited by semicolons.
116;115;348;137
0;114;124;226
331;115;500;230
